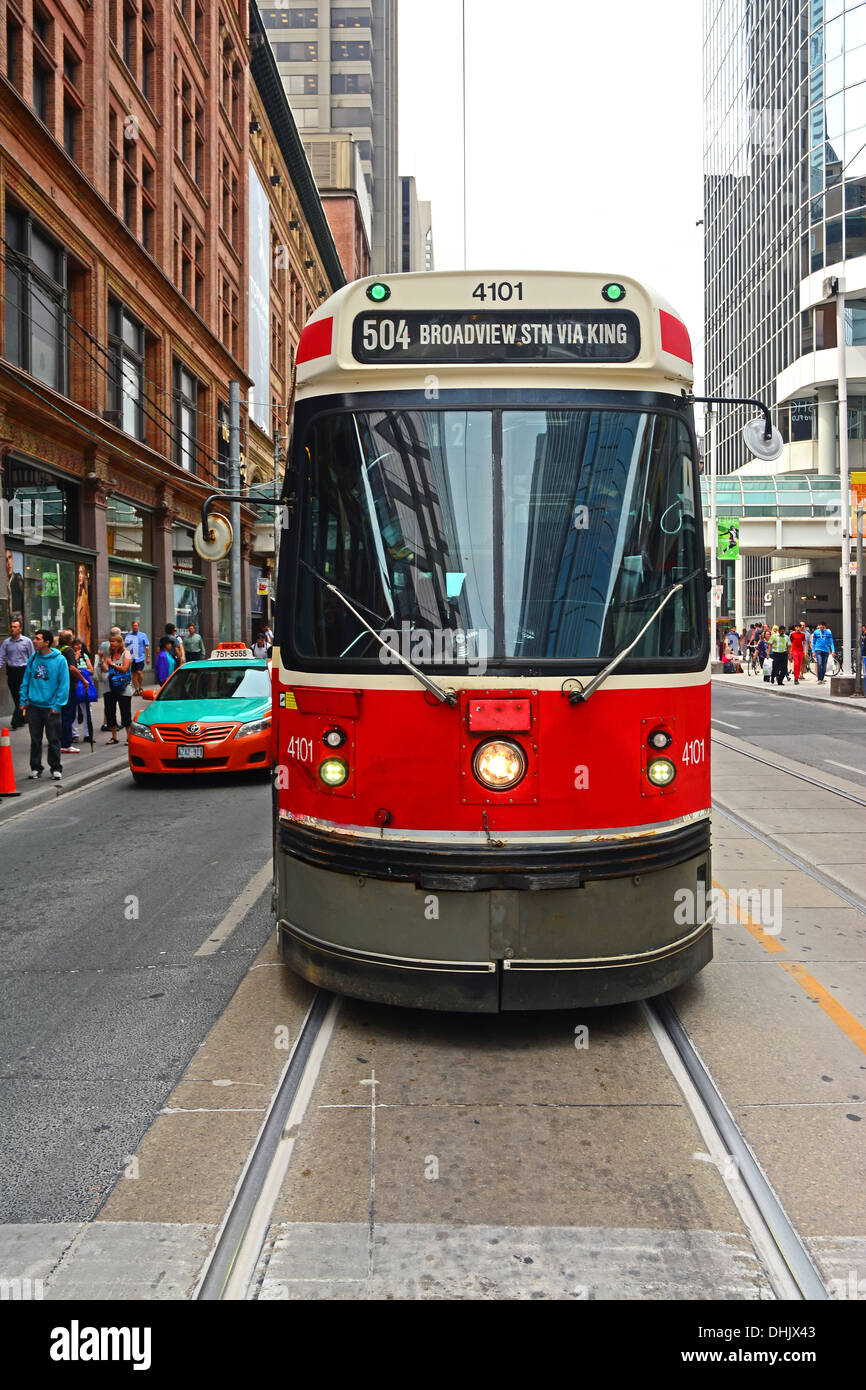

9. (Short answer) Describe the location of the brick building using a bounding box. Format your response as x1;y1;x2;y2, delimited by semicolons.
0;0;342;695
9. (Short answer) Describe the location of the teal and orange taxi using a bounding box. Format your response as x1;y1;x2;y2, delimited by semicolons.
128;644;273;781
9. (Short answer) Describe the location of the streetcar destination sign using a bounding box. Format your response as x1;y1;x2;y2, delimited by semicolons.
351;309;641;364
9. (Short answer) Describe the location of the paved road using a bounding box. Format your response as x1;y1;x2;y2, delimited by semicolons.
712;681;866;783
0;769;273;1223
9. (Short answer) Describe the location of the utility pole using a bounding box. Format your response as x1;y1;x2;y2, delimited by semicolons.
229;381;242;643
857;502;864;694
708;407;718;659
833;280;854;678
272;425;283;621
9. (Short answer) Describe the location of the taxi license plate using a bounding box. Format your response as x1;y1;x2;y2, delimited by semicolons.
177;745;204;759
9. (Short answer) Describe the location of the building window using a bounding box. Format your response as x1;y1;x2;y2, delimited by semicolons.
331;106;371;128
122;3;135;73
32;59;50;123
3;204;68;393
142;159;155;251
108;300;145;440
3;460;79;547
32;4;51;46
274;41;318;60
142;1;155;101
331;72;371;94
331;8;372;27
106;498;152;563
6;14;22;90
63;44;80;86
173;360;199;472
217;400;230;489
284;73;318;94
263;8;318;26
331;40;370;60
63;99;79;160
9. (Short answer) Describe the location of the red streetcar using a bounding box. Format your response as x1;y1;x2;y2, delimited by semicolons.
271;270;713;1011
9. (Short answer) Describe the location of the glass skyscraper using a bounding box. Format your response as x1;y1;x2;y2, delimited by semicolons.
704;0;866;622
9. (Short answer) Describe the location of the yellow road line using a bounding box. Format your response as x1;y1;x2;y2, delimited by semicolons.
711;878;866;1057
779;961;866;1057
711;878;787;954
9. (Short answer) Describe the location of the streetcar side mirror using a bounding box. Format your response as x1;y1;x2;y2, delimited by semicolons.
194;513;234;561
743;417;784;461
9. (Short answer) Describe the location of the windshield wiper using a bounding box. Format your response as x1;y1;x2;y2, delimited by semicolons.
568;571;702;704
300;560;457;706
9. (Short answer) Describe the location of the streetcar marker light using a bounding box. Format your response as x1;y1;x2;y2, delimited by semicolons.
320;758;349;786
472;738;527;791
648;727;673;750
647;757;676;787
602;282;626;302
367;281;391;302
323;726;347;749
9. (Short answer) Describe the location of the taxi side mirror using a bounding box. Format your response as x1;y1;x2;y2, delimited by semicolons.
141;689;156;701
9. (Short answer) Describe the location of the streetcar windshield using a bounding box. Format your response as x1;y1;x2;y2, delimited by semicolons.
155;667;271;700
291;407;704;666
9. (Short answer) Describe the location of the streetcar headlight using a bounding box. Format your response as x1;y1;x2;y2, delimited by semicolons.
648;727;673;750
319;757;349;787
236;717;272;739
323;726;347;748
647;757;677;787
472;739;527;791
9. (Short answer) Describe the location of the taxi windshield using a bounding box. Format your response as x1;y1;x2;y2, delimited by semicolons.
156;666;270;701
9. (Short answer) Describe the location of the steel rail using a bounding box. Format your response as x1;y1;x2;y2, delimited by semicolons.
195;989;335;1300
711;733;866;808
645;994;829;1300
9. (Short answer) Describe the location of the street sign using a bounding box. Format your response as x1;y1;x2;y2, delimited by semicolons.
764;590;773;603
713;585;724;604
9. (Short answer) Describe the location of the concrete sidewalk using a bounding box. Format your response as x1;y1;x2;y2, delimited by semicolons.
0;707;137;822
713;670;866;711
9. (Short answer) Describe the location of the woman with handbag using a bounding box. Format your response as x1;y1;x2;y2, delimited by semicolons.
101;632;133;744
71;638;97;748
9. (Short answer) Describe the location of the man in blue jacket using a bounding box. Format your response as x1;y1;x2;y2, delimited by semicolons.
811;622;835;684
19;630;70;781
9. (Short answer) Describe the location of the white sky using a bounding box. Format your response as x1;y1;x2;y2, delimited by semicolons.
398;0;705;386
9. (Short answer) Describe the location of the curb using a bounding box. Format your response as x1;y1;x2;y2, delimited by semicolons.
0;752;129;824
711;675;866;713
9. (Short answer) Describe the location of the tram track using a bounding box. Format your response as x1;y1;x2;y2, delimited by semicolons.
711;733;866;809
193;979;831;1301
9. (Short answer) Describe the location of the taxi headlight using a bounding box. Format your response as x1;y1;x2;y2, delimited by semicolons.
235;717;272;739
647;757;676;787
319;758;349;787
130;722;155;740
472;738;526;791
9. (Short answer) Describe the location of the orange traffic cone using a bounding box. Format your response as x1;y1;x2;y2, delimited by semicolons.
0;727;20;797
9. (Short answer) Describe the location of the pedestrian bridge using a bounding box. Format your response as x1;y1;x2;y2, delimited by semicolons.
698;475;844;554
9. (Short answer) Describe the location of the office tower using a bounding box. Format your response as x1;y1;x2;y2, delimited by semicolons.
259;1;399;273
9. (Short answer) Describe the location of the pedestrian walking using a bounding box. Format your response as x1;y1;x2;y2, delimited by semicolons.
183;622;206;662
123;619;150;696
164;623;185;667
790;621;807;683
101;632;133;744
0;618;34;728
93;630;119;730
812;622;835;683
58;629;82;754
860;623;866;698
19;629;69;781
251;629;270;660
70;638;97;748
154;636;176;685
770;624;789;685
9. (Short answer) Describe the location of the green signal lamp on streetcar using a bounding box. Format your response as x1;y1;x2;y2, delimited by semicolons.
602;282;626;303
367;281;391;302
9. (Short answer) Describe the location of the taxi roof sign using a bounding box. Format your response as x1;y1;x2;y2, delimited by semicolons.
209;645;254;659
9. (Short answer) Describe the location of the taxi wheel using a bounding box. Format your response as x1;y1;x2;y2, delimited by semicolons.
130;771;149;785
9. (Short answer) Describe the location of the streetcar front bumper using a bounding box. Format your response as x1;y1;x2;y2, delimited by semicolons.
275;815;712;1012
